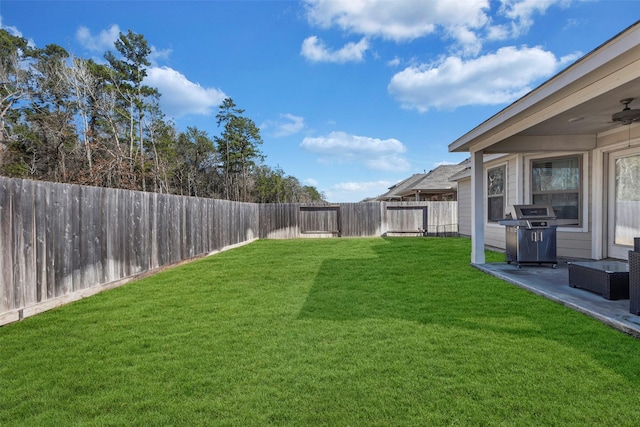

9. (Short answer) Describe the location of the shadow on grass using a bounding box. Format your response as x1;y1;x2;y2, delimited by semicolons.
298;238;640;382
298;238;537;329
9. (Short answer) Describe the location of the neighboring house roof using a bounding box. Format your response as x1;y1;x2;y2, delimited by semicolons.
376;173;426;200
375;159;469;200
447;163;471;181
395;162;467;198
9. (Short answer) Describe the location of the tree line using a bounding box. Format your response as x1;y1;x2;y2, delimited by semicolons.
0;29;325;203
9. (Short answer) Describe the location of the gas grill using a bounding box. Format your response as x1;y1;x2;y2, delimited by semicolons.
498;205;558;268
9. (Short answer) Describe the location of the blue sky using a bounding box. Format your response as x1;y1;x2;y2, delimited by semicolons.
2;1;640;202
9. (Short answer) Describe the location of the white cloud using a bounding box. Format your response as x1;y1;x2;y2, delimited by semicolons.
0;16;22;37
324;180;393;202
76;24;172;66
76;24;121;52
0;17;36;47
498;0;567;38
388;46;581;112
149;46;173;65
501;0;560;20
300;131;410;172
301;36;369;63
261;113;305;137
145;66;227;118
304;0;489;42
446;25;483;57
332;180;391;192
74;25;225;119
304;0;570;59
485;24;511;41
387;57;401;67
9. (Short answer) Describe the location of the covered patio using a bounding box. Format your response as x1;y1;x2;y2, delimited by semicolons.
475;259;640;337
445;21;640;337
449;21;640;264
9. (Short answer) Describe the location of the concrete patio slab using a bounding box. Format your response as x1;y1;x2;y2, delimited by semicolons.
474;258;640;338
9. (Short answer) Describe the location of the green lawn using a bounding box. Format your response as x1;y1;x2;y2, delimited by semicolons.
2;237;640;426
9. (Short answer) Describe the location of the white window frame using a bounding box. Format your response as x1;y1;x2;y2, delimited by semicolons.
524;152;588;233
486;163;507;225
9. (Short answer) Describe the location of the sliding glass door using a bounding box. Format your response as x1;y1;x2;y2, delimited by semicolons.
608;149;640;259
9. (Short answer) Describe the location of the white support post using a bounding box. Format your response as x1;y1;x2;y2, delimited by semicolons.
471;150;485;264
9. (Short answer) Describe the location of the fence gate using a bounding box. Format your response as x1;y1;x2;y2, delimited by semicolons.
299;205;341;236
386;205;427;235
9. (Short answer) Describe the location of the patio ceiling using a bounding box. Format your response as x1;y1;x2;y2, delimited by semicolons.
449;21;640;154
519;80;640;136
483;80;640;153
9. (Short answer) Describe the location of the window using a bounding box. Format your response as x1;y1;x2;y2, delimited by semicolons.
531;156;580;226
487;165;505;222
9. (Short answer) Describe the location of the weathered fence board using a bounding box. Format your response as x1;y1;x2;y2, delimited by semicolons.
257;201;456;239
0;178;262;324
426;200;458;236
338;202;383;237
259;203;300;239
0;179;14;315
300;205;341;236
1;177;457;325
386;205;427;233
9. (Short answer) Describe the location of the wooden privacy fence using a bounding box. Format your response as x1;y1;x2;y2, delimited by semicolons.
259;201;457;239
0;177;259;325
1;177;457;325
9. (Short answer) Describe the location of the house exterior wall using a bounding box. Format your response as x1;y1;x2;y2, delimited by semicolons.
457;177;472;237
487;151;594;258
455;123;640;261
557;229;592;259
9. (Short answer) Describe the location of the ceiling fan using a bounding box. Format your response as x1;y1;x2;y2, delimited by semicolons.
612;98;640;125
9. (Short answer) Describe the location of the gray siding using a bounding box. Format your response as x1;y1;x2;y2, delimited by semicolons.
456;177;472;237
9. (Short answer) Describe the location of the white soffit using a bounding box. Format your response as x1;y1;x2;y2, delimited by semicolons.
449;21;640;153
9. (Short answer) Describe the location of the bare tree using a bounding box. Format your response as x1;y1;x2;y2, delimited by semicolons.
62;56;96;172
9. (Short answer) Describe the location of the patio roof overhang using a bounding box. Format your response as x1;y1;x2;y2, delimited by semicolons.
449;20;640;155
447;20;640;265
